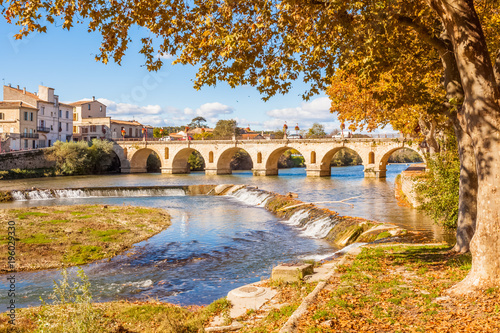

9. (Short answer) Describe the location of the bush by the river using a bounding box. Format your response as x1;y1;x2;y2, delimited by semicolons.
414;138;459;230
46;139;115;175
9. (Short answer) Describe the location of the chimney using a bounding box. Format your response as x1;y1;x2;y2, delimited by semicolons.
17;85;19;89
8;83;11;87
23;87;26;94
93;96;95;101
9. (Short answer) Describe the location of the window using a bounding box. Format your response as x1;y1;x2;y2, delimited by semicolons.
24;140;28;149
88;104;91;110
29;128;33;134
90;125;97;132
66;123;69;131
30;112;34;121
41;107;45;115
73;126;77;133
73;113;78;121
100;106;102;112
59;110;62;117
66;111;69;118
0;113;4;120
24;112;28;121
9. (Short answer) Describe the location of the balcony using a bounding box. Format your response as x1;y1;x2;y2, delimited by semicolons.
37;126;51;133
21;133;39;139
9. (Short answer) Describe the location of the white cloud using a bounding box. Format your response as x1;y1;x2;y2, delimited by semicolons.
194;102;234;123
93;99;236;127
158;53;174;60
263;97;342;131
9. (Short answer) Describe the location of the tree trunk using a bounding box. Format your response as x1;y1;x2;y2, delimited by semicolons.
437;30;477;253
428;0;500;292
450;114;477;253
495;49;500;88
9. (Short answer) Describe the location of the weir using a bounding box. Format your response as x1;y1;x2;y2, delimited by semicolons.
7;184;407;245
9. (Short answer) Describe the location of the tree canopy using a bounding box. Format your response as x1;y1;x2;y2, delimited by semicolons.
3;0;500;292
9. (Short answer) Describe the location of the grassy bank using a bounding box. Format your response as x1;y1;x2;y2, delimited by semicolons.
0;298;231;332
0;168;56;181
294;245;500;332
0;205;171;272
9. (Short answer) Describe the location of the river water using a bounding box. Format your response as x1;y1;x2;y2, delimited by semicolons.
0;165;452;308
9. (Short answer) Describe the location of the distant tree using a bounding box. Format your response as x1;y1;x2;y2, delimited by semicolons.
307;123;326;138
47;139;113;175
193;132;214;140
188;151;205;171
146;152;161;172
213;119;238;138
87;139;114;173
188;116;208;129
330;129;341;137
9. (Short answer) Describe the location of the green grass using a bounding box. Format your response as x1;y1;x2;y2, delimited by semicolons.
65;245;104;265
17;212;50;219
91;229;129;242
375;231;392;240
20;233;52;244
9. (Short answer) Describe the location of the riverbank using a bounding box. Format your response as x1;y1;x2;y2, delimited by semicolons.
0;205;171;273
3;243;497;332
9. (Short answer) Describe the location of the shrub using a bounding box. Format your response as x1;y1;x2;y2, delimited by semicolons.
36;268;111;332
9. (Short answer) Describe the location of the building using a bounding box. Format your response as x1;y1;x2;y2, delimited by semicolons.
71;98;110;141
110;119;151;140
0;101;39;151
3;85;73;147
71;99;153;141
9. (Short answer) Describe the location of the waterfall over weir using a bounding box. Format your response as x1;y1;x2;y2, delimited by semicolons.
9;184;340;240
229;187;340;240
10;186;187;201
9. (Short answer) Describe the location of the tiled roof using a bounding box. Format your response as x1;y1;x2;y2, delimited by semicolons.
0;101;38;110
68;100;93;106
110;119;143;126
3;86;41;101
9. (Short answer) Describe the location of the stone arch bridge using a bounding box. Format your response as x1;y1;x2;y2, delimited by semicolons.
112;138;425;178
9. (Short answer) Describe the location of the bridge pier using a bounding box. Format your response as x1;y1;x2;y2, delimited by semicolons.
364;166;387;178
252;168;278;176
205;168;232;175
306;168;331;177
161;166;190;174
121;167;147;173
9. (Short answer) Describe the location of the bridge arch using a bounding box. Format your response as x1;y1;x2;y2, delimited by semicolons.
263;146;305;176
378;146;426;175
314;146;364;177
214;147;254;175
128;147;163;173
171;147;206;174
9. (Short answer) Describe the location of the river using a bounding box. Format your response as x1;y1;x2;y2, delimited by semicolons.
0;165;452;308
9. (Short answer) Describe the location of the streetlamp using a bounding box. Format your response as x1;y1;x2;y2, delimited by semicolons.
142;127;146;141
283;122;288;139
295;123;300;135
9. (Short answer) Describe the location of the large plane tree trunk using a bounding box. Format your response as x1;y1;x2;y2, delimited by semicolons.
450;114;477;253
428;0;500;292
437;31;477;253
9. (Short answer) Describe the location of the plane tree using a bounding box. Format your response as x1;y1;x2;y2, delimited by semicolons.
2;0;500;293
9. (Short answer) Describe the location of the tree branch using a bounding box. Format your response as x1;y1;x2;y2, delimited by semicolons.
395;15;448;54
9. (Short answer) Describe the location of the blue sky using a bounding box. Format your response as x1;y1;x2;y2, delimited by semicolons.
0;18;393;134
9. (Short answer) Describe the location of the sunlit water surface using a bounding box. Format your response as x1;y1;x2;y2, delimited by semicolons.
0;165;452;308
